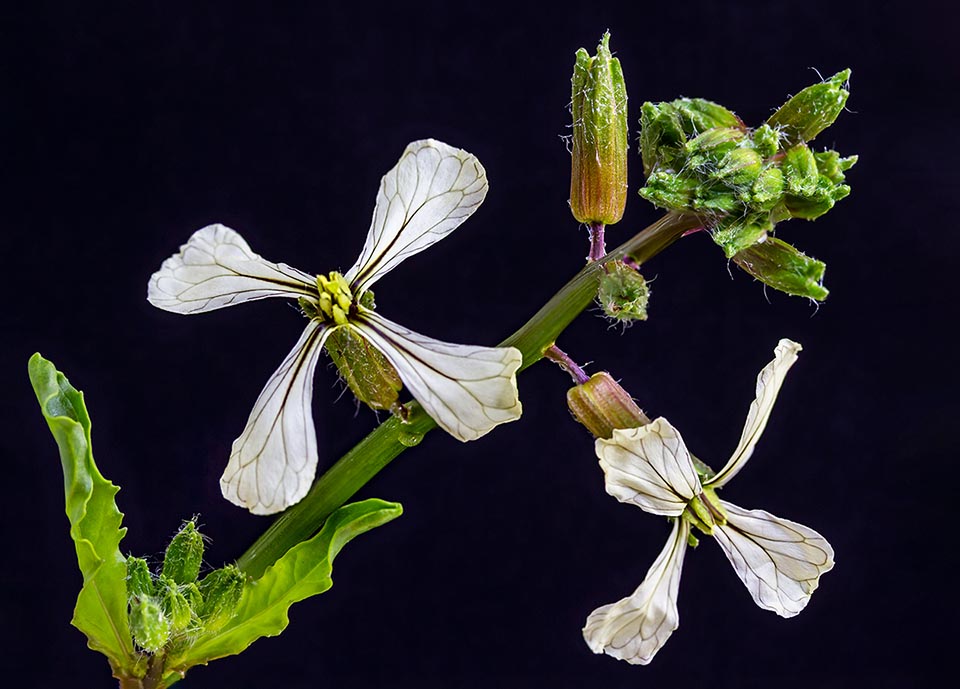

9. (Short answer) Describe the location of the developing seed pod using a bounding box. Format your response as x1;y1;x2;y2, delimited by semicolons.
162;521;204;585
197;565;245;632
597;261;650;323
129;595;171;653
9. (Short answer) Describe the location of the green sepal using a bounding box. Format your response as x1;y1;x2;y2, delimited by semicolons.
165;499;402;675
162;521;204;585
767;69;851;147
28;354;143;678
325;325;403;411
732;236;829;300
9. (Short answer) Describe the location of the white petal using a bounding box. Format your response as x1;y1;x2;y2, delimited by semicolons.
583;519;689;665
220;321;330;515
712;500;834;618
148;224;316;314
349;310;521;441
707;339;802;489
595;419;702;517
344;140;488;293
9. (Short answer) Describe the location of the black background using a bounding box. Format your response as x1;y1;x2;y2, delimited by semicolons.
2;1;952;687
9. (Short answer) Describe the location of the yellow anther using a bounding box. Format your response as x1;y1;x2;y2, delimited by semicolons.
336;292;352;313
332;304;349;326
333;272;353;299
318;292;334;319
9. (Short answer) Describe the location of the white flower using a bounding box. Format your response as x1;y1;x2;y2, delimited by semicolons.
584;339;834;664
148;139;523;515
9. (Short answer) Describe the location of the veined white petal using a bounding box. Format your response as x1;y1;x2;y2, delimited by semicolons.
148;224;316;314
220;321;330;515
712;500;834;618
349;310;521;441
583;519;689;665
595;419;702;517
706;339;802;489
344;140;488;293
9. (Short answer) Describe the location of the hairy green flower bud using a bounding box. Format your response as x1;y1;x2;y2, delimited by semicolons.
750;166;785;211
567;372;650;440
197;565;245;632
570;32;628;225
732;236;828;301
767;69;851;147
782;144;819;196
713;213;774;258
129;595;170;653
640;98;742;176
158;575;193;636
126;556;154;599
752;124;780;158
325;326;403;412
598;261;650;323
162;521;204;585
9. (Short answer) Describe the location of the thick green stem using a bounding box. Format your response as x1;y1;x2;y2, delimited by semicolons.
236;211;700;577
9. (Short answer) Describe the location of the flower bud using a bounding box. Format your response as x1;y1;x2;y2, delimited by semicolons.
129;595;170;653
162;521;204;585
767;69;850;147
732;236;828;301
598;261;650;323
570;32;628;225
158;575;194;636
126;556;154;599
197;565;245;632
567;372;649;440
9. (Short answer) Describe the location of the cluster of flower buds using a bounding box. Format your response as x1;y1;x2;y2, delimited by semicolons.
126;521;245;653
638;70;856;300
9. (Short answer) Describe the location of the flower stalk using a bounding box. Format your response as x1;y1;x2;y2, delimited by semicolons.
238;211;700;577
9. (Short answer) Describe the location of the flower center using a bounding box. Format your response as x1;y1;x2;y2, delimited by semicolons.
683;486;728;536
315;271;355;326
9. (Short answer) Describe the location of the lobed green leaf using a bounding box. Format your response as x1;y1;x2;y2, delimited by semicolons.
28;353;143;678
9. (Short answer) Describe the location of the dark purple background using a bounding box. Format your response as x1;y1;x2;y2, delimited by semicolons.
3;1;950;687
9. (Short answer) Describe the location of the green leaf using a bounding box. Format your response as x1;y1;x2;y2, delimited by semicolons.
28;354;143;678
167;498;402;672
